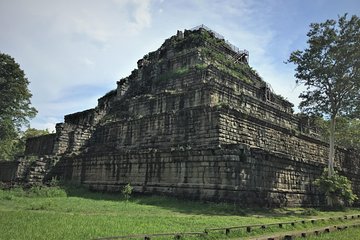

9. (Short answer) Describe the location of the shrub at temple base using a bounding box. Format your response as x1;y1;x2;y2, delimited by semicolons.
315;168;358;207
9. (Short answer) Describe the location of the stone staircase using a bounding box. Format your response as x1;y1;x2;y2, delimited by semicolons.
21;156;59;185
26;159;47;185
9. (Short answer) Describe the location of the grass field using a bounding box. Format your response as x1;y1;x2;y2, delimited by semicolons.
0;185;359;240
295;227;360;240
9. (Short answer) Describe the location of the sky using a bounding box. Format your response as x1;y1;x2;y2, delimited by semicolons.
0;0;359;131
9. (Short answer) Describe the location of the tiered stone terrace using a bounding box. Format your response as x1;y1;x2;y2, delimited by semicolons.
3;26;359;207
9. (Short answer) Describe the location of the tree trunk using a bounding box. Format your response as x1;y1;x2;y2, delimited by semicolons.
326;116;336;207
328;116;336;177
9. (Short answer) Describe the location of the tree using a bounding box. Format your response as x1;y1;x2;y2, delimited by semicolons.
316;117;360;151
0;52;37;160
288;14;360;177
334;118;360;150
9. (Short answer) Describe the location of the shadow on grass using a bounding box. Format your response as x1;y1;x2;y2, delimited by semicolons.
2;182;354;218
59;183;346;218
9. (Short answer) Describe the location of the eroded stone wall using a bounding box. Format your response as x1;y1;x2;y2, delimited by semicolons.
51;140;360;207
25;134;56;156
0;161;20;182
52;108;107;155
87;107;220;152
49;144;325;206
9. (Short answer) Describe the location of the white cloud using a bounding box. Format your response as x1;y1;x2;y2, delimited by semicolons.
83;58;95;66
132;0;152;28
30;117;58;133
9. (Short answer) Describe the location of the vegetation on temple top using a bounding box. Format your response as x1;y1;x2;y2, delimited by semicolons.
173;28;226;50
200;47;252;83
132;27;291;112
170;28;256;84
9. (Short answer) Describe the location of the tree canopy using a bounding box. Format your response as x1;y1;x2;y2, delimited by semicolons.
289;14;360;117
316;117;360;151
0;52;37;160
288;14;360;176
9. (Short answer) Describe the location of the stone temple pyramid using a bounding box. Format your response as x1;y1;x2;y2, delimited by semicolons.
4;25;359;207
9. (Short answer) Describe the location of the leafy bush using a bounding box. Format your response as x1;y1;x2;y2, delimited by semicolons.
300;208;318;216
315;169;358;206
122;183;133;201
48;176;60;187
0;186;26;200
0;185;67;199
27;185;67;198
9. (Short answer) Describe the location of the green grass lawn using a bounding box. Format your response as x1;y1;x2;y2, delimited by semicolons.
0;185;359;240
295;227;360;240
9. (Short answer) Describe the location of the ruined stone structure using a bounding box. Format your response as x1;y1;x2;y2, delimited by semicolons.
2;25;360;206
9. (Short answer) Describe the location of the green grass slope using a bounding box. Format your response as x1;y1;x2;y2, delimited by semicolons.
0;186;359;240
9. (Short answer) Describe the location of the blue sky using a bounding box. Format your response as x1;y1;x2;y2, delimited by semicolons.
0;0;359;131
